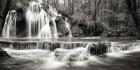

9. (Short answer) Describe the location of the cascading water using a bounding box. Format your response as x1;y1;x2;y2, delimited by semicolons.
65;18;73;37
5;41;140;62
2;10;17;38
2;1;72;38
1;1;140;70
26;1;56;38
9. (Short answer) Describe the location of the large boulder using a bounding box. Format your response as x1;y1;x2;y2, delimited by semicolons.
55;16;71;37
88;42;111;56
0;48;11;58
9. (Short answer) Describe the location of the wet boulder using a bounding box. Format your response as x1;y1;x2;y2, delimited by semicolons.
66;48;89;61
54;48;89;61
55;16;70;37
88;42;111;56
55;48;71;57
0;48;11;58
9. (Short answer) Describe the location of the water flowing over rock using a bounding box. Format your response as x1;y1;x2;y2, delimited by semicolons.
1;0;140;63
2;1;72;38
88;42;111;56
54;47;89;61
26;1;55;38
2;10;17;38
53;42;111;61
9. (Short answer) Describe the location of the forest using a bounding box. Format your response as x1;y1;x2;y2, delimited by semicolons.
0;0;140;37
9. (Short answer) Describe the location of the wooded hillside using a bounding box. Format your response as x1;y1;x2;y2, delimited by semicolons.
0;0;140;37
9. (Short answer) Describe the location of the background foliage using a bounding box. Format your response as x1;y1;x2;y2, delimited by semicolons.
0;0;140;37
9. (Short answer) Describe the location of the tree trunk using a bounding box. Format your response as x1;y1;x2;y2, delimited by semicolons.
92;0;101;21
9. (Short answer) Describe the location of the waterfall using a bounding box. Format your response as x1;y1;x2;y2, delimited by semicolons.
25;1;72;38
26;1;52;38
2;10;17;38
65;18;73;37
2;1;73;38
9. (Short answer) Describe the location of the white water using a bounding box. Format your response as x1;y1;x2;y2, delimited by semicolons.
2;47;140;70
5;42;140;61
3;43;140;70
2;10;17;38
65;18;73;37
1;1;140;70
26;1;56;38
2;1;72;38
1;42;140;70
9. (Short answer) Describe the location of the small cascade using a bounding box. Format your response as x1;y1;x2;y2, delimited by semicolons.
86;42;111;56
108;42;140;53
4;40;140;62
10;41;84;51
65;18;73;37
39;17;58;38
9;41;110;61
2;10;17;38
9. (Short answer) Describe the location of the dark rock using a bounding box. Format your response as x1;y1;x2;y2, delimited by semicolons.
71;25;83;37
88;42;111;56
61;43;76;49
55;16;70;37
102;29;133;37
0;48;11;58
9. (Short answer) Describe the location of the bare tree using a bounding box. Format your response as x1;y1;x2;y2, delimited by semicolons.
92;0;102;21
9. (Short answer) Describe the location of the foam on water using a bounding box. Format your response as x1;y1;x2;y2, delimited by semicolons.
3;43;140;70
4;43;140;60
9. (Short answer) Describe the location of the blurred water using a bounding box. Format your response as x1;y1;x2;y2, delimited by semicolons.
2;10;17;38
0;45;139;70
2;1;72;38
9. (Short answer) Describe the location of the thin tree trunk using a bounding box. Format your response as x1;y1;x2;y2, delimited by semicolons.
92;0;101;21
